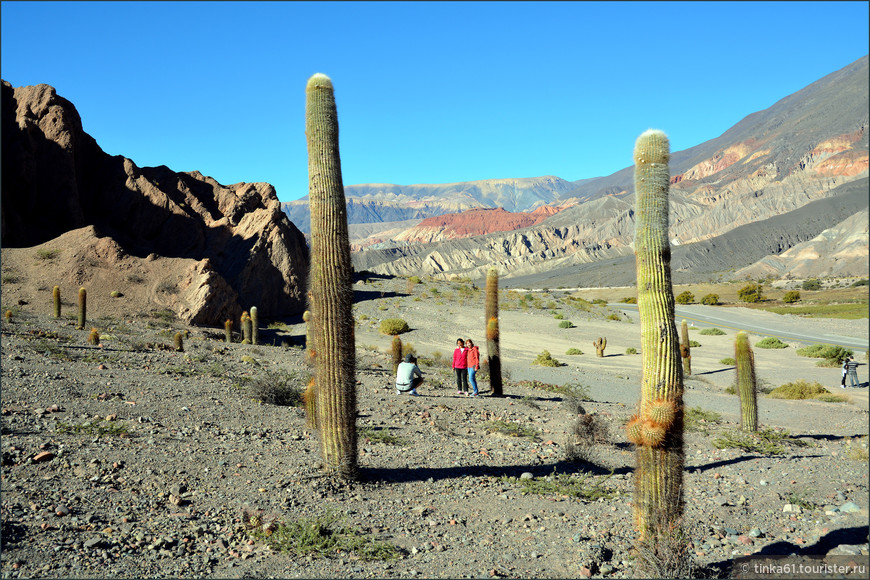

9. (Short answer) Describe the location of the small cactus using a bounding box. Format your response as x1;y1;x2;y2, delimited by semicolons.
77;287;87;330
224;319;233;343
593;337;607;357
5;310;12;322
680;320;691;376
53;286;61;318
173;331;184;352
88;327;100;346
250;307;259;346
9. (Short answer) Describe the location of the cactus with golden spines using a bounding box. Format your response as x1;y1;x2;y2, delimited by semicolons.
303;377;318;429
5;310;12;322
485;268;503;397
224;319;233;343
88;327;100;346
680;319;691;376
173;331;184;352
241;311;252;344
53;286;61;318
735;331;758;432
250;307;259;346
306;72;357;479
593;336;607;357
77;287;87;330
391;336;403;374
629;129;686;555
303;310;314;363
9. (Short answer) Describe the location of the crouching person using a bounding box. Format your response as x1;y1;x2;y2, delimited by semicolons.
396;354;424;396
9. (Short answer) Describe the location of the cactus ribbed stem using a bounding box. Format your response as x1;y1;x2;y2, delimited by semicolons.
485;268;503;397
250;307;259;346
594;337;607;357
53;286;61;318
225;319;233;343
735;331;758;432
241;311;252;344
680;320;691;376
303;310;314;363
306;72;357;480
77;288;87;330
391;336;403;374
631;130;685;550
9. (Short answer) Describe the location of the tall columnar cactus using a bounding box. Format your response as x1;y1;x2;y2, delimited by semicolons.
306;72;357;479
241;311;252;344
77;287;87;330
627;130;686;565
250;307;259;346
224;319;233;343
735;331;758;432
593;337;607;357
680;320;692;376
53;286;61;318
485;268;503;397
391;336;403;374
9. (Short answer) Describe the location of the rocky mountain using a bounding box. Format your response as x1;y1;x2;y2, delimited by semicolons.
353;56;869;284
1;81;309;325
393;206;562;244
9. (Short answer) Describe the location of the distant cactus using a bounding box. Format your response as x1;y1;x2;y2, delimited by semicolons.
593;337;607;357
680;320;692;376
241;311;252;344
5;310;12;322
53;286;61;318
77;288;87;330
485;268;503;397
630;129;686;571
173;331;184;352
391;336;403;374
88;327;100;346
735;331;758;432
224;319;233;343
306;72;357;479
250;307;259;346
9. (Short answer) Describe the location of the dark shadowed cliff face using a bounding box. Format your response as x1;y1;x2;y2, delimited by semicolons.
1;80;309;324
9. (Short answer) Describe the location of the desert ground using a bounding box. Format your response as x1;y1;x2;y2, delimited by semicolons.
1;270;868;579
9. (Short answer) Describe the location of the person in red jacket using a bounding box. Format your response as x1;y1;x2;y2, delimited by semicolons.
465;339;480;396
452;338;469;395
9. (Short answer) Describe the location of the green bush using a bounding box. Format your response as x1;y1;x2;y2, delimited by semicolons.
379;318;410;335
620;297;637;304
802;279;822;291
738;283;764;303
700;293;719;306
719;357;736;366
782;290;801;304
675;291;694;304
625;347;637;355
688;340;701;347
700;327;725;335
533;351;563;367
755;337;789;349
795;344;853;366
565;348;583;355
849;278;868;288
553;313;564;320
768;380;846;402
558;320;574;328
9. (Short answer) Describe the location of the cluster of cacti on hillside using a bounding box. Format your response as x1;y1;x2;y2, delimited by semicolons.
485;267;503;397
627;129;687;574
305;72;358;479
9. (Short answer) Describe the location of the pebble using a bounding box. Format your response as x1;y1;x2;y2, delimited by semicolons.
839;501;861;513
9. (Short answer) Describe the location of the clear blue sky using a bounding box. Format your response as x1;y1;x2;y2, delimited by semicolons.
2;1;868;202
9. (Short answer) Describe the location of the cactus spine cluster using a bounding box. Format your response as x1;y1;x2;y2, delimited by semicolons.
250;307;259;346
303;310;314;363
173;331;184;352
735;331;758;432
77;288;87;330
88;327;100;346
593;336;607;357
629;130;685;557
224;319;233;343
306;72;357;479
485;268;503;397
391;336;403;374
680;320;692;376
53;286;61;318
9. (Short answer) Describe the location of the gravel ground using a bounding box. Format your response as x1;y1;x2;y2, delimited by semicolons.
1;277;868;579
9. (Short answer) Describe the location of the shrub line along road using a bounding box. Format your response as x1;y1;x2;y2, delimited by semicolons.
611;303;869;351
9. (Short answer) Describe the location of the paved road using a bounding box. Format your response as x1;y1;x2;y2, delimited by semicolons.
610;303;869;351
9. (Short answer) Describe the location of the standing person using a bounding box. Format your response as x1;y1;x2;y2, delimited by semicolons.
396;354;424;396
466;339;481;397
845;355;861;388
452;338;469;395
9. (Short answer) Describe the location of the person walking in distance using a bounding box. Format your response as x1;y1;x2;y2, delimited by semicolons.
466;339;481;397
453;338;469;395
396;354;424;396
845;355;861;388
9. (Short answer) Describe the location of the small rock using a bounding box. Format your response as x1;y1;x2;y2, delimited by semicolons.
55;505;70;517
782;504;802;514
83;537;102;549
33;451;55;463
579;566;592;578
828;544;864;556
839;501;861;513
748;528;763;538
724;527;739;537
600;564;614;575
760;480;768;486
520;472;534;480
